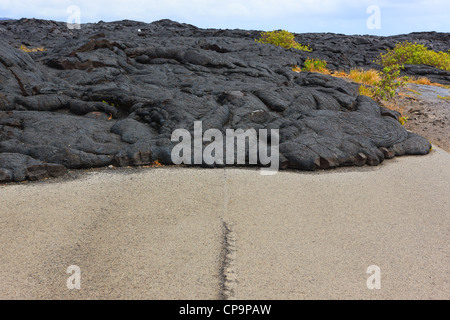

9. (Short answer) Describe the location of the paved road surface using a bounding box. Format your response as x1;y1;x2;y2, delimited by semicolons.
0;148;449;299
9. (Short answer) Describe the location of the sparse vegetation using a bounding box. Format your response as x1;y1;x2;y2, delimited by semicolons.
358;65;408;102
358;85;376;99
102;100;117;107
101;100;116;120
152;160;164;167
330;70;348;78
379;41;450;71
291;62;410;125
290;54;445;128
302;58;329;73
19;45;45;52
292;58;329;73
405;76;432;86
405;88;422;95
347;69;380;86
256;30;312;52
293;61;407;102
375;65;409;101
399;115;409;126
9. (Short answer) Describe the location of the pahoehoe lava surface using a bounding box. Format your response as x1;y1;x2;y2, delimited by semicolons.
1;18;446;182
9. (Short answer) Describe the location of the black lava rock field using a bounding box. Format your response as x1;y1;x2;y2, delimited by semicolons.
1;18;449;182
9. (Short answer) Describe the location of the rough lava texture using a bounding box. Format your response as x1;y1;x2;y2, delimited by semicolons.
0;18;444;181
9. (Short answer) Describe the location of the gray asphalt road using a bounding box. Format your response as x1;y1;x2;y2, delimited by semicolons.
0;148;449;299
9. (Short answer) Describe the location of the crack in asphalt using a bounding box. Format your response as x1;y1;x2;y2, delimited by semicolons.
219;220;237;300
218;168;238;300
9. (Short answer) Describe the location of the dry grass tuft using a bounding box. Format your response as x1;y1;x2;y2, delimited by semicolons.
151;160;164;167
348;69;380;86
406;76;432;85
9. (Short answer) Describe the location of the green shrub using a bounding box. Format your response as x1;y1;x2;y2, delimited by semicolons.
256;30;312;52
379;41;450;71
375;65;409;100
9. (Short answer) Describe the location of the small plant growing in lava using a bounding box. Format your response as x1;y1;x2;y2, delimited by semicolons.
302;58;329;73
19;45;45;53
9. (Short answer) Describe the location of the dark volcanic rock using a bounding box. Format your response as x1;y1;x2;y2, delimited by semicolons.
0;152;67;181
0;18;439;181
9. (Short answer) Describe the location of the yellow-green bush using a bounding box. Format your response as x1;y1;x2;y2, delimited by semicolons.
379;41;450;71
359;64;408;101
256;30;311;52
